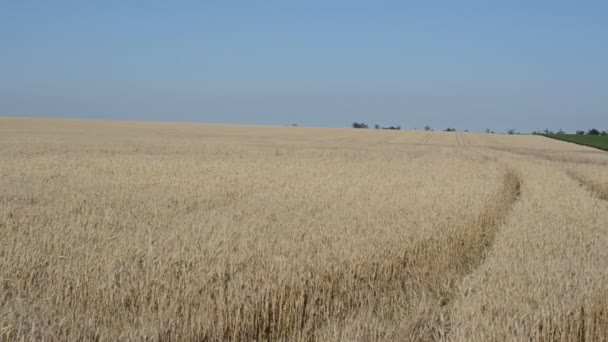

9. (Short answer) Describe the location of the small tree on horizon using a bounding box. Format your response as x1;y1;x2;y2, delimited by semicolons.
352;122;369;129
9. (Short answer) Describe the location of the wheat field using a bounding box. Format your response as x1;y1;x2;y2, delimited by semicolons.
1;117;607;341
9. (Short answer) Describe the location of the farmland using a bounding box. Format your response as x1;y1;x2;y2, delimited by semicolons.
1;117;608;341
543;134;608;151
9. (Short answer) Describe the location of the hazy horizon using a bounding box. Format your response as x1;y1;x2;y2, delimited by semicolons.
2;1;607;132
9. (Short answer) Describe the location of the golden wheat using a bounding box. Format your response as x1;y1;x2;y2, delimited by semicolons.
1;118;607;341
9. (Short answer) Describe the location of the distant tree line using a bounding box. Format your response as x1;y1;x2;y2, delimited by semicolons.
352;122;400;130
532;128;607;136
583;128;607;136
351;122;606;136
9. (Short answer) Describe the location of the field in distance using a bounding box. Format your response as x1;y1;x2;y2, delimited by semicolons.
1;117;608;341
544;133;608;151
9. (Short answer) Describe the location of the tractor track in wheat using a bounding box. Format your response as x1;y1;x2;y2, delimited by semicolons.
566;170;608;201
208;169;523;341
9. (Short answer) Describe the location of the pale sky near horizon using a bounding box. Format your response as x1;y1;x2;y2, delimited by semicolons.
1;1;607;133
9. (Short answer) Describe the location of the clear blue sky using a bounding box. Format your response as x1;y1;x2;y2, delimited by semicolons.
2;1;607;132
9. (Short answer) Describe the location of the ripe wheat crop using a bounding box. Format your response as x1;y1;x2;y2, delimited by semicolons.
1;118;607;341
